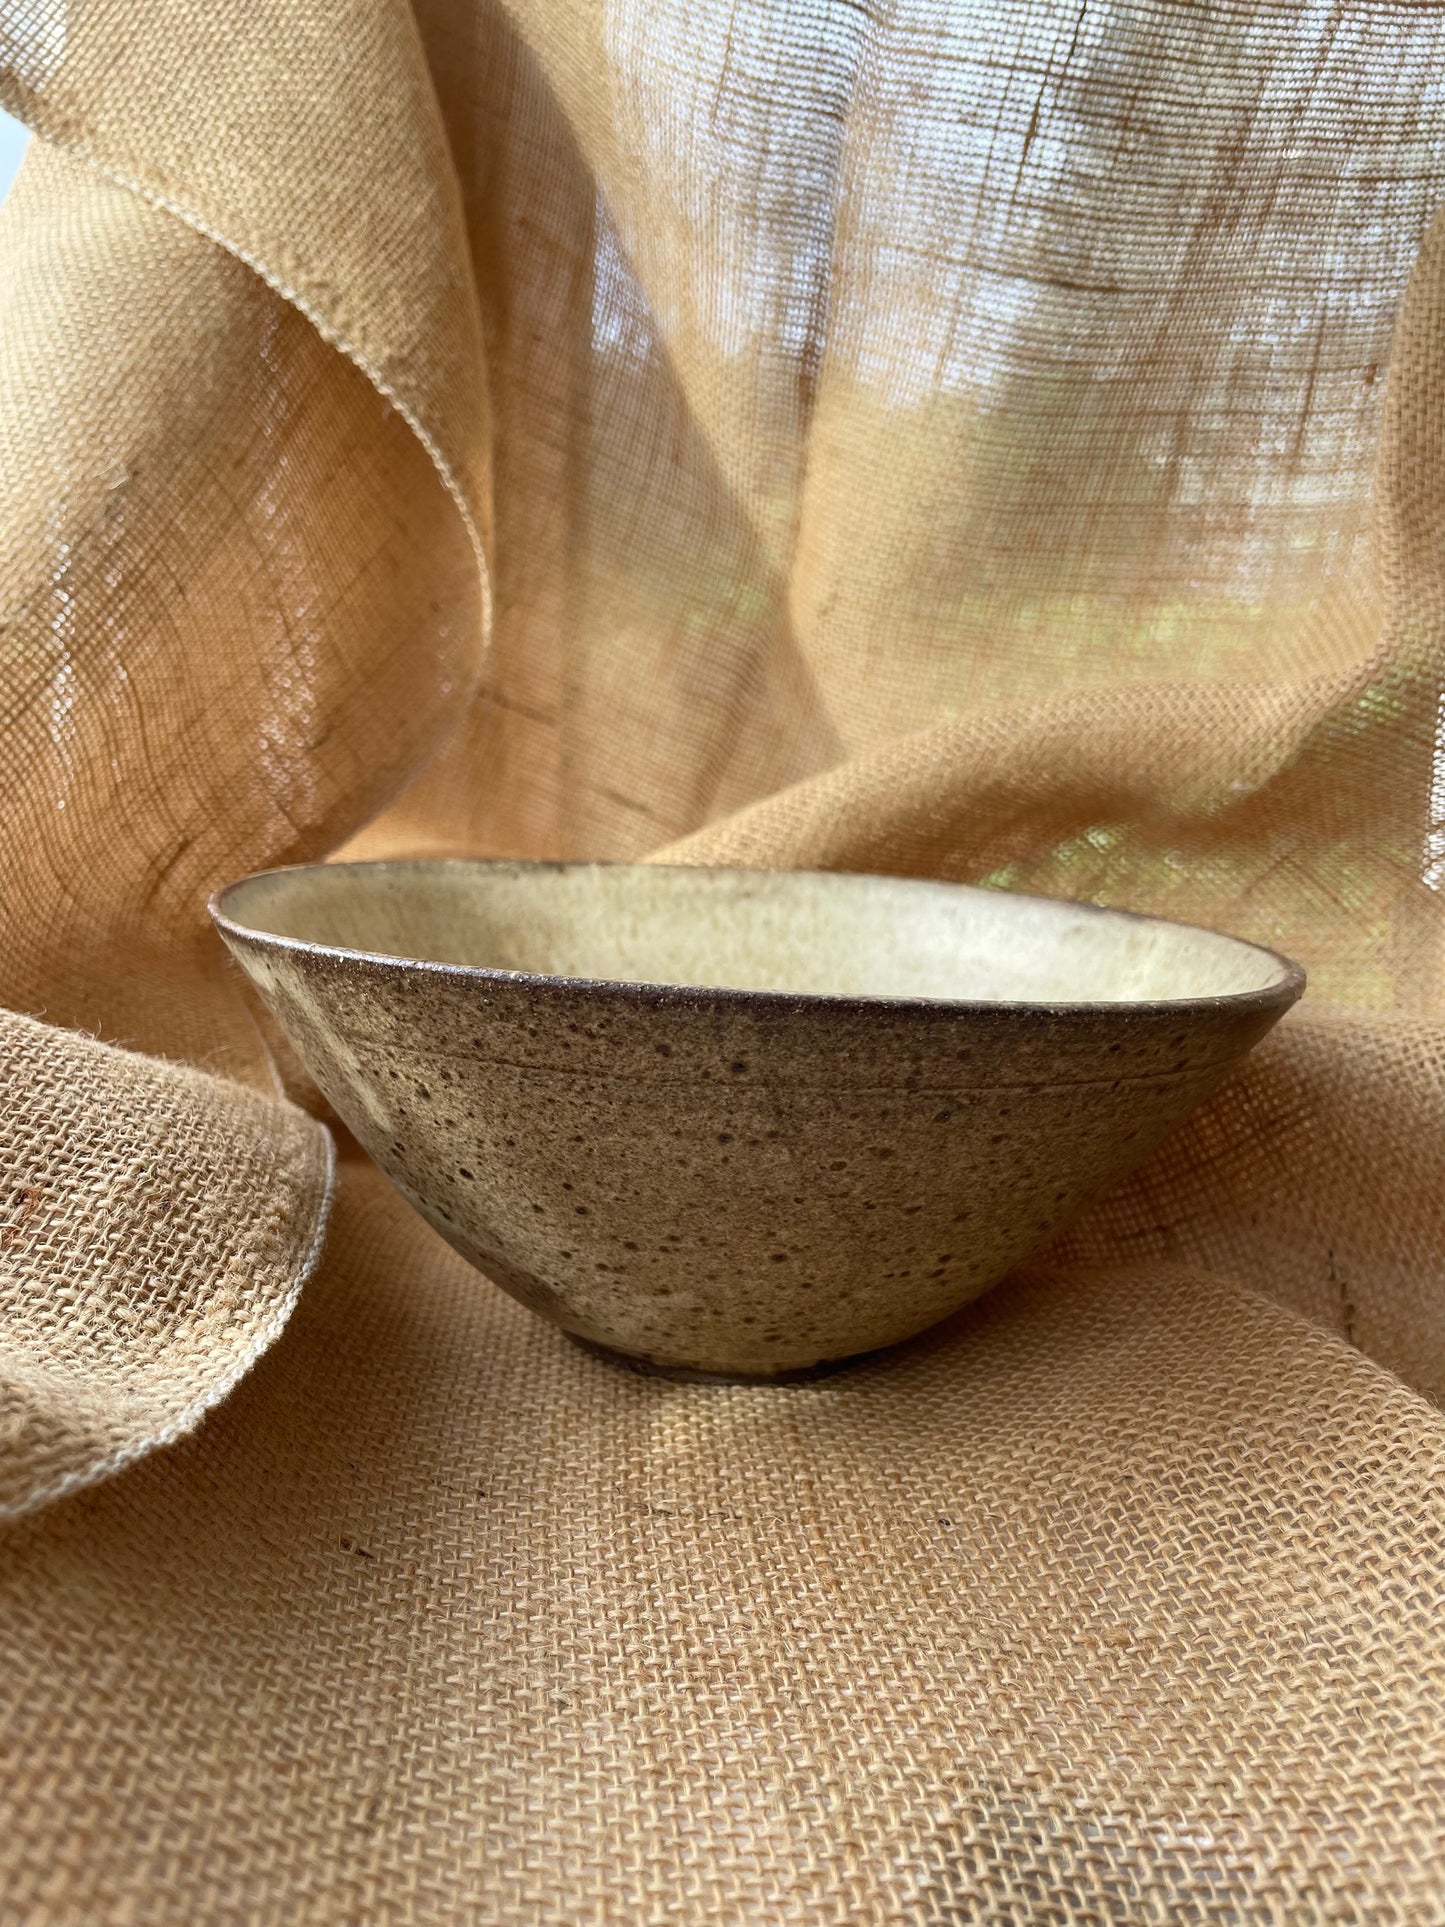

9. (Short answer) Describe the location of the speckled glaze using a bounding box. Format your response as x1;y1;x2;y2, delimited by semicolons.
212;861;1303;1378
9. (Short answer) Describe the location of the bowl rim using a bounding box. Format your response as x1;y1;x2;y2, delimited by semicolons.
210;858;1307;1023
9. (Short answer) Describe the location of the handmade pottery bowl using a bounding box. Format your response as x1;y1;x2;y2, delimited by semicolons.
212;860;1303;1379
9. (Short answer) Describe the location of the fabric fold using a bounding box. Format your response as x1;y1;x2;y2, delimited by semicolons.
0;138;482;1077
0;0;492;564
0;1008;333;1519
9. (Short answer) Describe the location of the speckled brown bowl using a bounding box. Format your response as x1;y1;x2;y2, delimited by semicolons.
212;860;1303;1379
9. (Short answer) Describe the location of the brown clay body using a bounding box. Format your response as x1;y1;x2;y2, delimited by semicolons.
213;861;1302;1377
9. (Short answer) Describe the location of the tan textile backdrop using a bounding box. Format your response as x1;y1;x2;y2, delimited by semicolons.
4;0;1445;1918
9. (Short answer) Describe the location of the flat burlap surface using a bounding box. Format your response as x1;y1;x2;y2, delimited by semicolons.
4;0;1445;1918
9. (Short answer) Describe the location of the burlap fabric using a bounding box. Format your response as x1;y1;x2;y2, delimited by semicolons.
4;0;1445;1918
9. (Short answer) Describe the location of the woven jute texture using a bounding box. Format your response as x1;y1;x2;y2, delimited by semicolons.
5;0;1445;1917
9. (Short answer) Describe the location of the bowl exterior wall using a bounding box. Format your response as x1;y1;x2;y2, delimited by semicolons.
222;933;1291;1374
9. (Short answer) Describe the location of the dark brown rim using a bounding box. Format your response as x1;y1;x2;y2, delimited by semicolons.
210;857;1307;1023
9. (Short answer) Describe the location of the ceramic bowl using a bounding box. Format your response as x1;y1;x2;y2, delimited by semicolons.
212;860;1303;1379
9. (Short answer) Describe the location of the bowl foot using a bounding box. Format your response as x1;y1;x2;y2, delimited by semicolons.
565;1331;871;1386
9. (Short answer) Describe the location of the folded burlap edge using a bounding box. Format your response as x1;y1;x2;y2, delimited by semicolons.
0;1010;337;1521
0;8;492;588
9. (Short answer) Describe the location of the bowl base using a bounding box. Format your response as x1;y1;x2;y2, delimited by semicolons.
565;1331;872;1386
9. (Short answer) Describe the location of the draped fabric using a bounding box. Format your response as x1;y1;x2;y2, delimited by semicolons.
3;1;1445;1916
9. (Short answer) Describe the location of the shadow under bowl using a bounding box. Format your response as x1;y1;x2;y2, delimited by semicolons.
211;859;1303;1379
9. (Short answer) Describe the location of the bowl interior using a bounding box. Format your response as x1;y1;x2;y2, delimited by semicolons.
215;861;1295;1008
